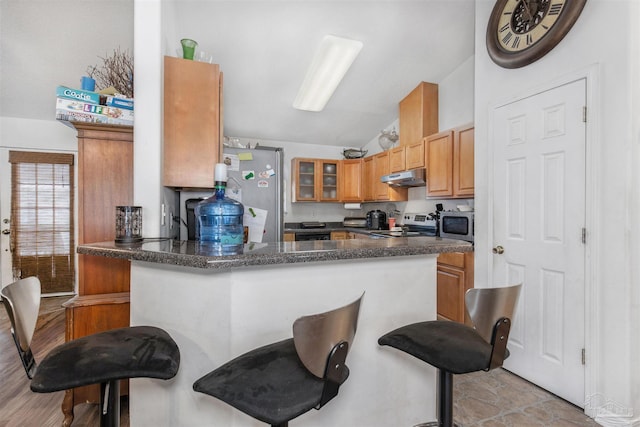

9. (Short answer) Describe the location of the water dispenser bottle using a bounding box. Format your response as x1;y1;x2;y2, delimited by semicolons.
195;163;244;254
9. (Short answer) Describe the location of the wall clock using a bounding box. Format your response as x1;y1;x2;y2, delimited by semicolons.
486;0;587;69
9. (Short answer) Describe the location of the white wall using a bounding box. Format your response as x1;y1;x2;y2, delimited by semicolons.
630;0;640;418
474;0;639;424
133;1;168;239
439;55;475;131
0;117;77;151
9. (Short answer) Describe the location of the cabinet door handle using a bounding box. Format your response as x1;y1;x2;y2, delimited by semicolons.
492;245;504;255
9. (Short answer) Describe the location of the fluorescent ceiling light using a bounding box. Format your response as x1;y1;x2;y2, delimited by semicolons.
293;35;363;112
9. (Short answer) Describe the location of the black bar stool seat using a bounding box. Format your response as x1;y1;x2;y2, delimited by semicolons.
193;294;363;427
194;337;348;425
378;284;522;427
2;276;180;427
31;325;180;392
379;320;494;375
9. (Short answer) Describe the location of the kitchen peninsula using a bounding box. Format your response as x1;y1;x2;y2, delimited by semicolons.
79;237;471;426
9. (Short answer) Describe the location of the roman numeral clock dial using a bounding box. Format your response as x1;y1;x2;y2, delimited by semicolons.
486;0;587;68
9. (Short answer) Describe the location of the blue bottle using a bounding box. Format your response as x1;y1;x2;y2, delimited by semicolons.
195;163;244;254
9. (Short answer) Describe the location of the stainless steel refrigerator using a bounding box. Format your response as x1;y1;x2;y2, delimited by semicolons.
219;145;284;243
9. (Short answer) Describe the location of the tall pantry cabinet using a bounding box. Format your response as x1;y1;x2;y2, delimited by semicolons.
62;122;133;425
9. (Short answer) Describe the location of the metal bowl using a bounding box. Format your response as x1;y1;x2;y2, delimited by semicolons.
343;149;368;159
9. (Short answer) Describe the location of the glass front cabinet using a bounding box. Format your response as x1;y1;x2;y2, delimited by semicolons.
292;158;340;202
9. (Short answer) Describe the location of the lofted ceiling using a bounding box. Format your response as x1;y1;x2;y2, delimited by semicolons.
0;1;475;149
172;1;475;147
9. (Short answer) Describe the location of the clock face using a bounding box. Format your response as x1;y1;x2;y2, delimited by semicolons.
487;0;587;68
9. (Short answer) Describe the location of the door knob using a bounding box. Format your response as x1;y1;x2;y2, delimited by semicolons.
492;245;504;254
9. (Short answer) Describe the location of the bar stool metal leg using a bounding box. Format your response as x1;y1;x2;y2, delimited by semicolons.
100;380;121;427
412;370;459;427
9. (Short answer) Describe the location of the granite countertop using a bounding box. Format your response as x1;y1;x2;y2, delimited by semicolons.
78;237;472;271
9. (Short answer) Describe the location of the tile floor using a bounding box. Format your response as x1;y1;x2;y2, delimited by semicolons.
453;368;600;426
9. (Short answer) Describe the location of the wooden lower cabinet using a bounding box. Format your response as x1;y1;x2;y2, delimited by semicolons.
284;232;295;242
61;293;130;426
437;252;474;323
350;232;370;239
330;231;350;240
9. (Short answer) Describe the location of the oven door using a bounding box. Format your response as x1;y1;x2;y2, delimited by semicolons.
295;232;331;241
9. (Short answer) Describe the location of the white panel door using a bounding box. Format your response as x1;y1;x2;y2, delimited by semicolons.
492;79;586;407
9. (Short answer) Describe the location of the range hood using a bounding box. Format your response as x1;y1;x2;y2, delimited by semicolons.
380;169;426;187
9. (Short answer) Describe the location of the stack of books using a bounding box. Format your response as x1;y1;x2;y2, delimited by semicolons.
55;86;134;126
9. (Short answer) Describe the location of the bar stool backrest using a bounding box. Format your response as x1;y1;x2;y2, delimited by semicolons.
292;293;363;378
1;276;42;378
465;284;522;344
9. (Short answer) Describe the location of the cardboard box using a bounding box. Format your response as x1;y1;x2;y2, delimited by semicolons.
55;109;133;126
56;85;101;105
106;96;134;110
56;98;134;122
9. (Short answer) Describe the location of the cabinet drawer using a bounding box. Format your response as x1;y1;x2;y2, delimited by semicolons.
330;231;349;240
437;252;466;268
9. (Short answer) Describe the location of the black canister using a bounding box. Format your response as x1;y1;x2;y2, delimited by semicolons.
366;210;387;230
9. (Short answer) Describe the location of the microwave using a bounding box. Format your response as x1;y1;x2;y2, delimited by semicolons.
438;211;474;243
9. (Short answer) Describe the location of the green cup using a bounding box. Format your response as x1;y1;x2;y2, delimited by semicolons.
181;38;198;60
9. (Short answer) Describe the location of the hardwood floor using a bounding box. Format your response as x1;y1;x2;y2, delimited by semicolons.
1;296;595;427
0;296;129;427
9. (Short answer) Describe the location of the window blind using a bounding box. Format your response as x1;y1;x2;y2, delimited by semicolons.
9;151;75;293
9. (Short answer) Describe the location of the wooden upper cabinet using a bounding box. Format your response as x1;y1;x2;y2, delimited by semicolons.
163;56;222;189
319;160;340;201
373;152;391;200
405;140;425;170
389;140;424;173
389;146;406;173
292;158;318;201
292;158;340;202
453;125;475;197
425;130;454;198
340;159;363;202
399;82;439;147
425;124;475;199
362;157;374;201
373;151;407;201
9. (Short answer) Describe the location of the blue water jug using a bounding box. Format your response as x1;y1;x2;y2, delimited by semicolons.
195;164;244;254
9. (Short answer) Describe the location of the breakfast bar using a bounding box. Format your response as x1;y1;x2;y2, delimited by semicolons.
78;237;472;426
